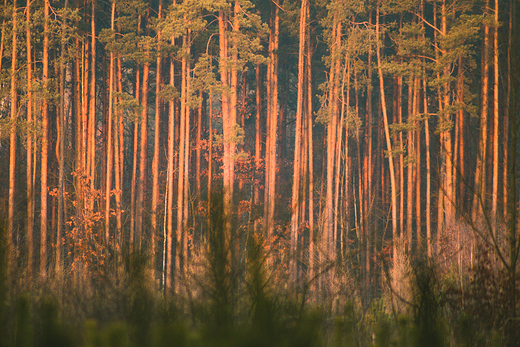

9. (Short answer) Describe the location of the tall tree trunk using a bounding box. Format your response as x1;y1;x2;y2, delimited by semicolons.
424;76;431;257
491;0;499;231
441;0;454;227
219;11;231;264
254;63;261;233
264;4;279;251
306;10;314;290
325;17;341;263
105;0;115;252
376;5;398;260
165;37;175;294
131;14;142;251
41;0;50;278
26;0;34;283
182;33;191;285
88;0;96;208
473;0;490;222
57;0;69;276
397;75;404;243
115;55;123;269
152;0;163;280
176;32;189;293
413;76;421;252
8;0;18;273
137;10;150;250
407;75;414;249
290;0;307;285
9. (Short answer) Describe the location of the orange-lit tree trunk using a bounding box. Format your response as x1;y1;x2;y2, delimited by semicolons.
441;0;454;228
165;34;175;294
491;0;499;230
424;75;431;257
376;5;398;260
137;8;150;251
219;10;231;257
105;0;116;251
41;0;50;278
152;0;163;279
26;0;34;283
264;4;279;249
406;75;414;249
8;0;18;273
176;32;190;293
130;14;142;251
473;0;490;223
325;16;341;263
306;6;314;289
182;33;191;285
115;55;124;267
413;76;421;251
87;0;96;210
57;0;69;276
290;0;307;285
254;63;261;233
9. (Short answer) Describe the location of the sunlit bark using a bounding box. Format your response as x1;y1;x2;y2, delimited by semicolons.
376;5;398;260
8;0;18;273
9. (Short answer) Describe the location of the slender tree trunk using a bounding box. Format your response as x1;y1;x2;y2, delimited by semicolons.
182;33;191;282
26;0;34;283
152;0;163;279
456;57;465;210
130;61;140;250
196;90;202;199
219;10;231;248
325;17;341;262
137;12;150;250
397;75;404;242
41;0;50;278
254;63;261;233
376;6;398;260
441;0;454;226
131;13;142;251
265;4;279;250
290;0;307;285
115;55;123;268
57;0;69;276
491;0;499;231
503;0;512;219
8;0;18;273
165;38;175;294
424;76;431;257
88;0;96;208
176;32;190;293
105;0;116;251
413;76;421;252
306;10;315;291
407;75;414;249
473;0;490;222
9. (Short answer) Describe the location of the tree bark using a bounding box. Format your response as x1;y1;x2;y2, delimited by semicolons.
376;5;398;260
165;36;175;294
472;0;490;223
8;0;18;274
290;0;307;285
41;0;50;278
491;0;499;231
152;0;163;279
26;0;34;283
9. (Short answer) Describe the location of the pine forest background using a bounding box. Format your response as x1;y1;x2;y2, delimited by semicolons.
1;0;520;345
